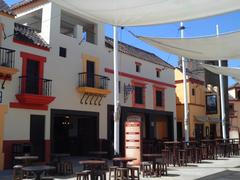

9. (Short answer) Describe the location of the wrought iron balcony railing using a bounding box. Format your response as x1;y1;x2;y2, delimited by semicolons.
18;76;53;96
0;47;15;68
78;72;110;90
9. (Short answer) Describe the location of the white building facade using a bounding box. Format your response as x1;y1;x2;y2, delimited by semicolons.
0;0;176;169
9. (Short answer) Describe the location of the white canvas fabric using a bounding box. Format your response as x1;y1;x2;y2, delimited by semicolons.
50;0;240;26
137;31;240;60
201;63;240;81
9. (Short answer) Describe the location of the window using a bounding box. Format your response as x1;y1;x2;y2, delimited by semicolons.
206;95;217;114
135;86;144;104
59;47;67;57
119;81;121;93
192;88;195;96
156;70;160;78
156;90;163;107
229;103;234;115
136;64;141;73
237;90;240;99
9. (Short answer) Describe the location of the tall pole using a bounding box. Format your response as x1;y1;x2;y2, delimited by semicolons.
113;26;120;155
216;25;226;140
180;22;189;142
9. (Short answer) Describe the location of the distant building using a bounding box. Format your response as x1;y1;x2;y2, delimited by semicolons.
176;59;229;140
228;82;240;138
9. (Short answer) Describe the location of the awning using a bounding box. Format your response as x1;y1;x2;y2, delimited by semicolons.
195;115;220;123
50;0;240;26
201;64;240;81
137;31;240;60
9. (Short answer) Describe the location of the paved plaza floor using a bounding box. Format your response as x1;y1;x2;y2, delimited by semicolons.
1;156;240;180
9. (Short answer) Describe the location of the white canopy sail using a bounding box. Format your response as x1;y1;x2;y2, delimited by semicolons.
137;31;240;60
201;63;240;81
50;0;240;26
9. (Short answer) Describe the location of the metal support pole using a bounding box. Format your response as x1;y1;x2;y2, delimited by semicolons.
180;22;190;142
216;25;226;140
113;26;120;155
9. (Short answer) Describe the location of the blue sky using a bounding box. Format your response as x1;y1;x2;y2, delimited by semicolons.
6;0;240;86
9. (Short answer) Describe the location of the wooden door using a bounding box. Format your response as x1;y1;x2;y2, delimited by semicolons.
30;115;45;161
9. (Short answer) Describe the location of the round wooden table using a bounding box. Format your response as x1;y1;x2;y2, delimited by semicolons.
112;157;136;168
22;165;55;180
14;155;39;166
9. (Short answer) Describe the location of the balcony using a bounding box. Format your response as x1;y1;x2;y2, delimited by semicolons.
0;47;18;77
77;72;111;95
12;76;55;110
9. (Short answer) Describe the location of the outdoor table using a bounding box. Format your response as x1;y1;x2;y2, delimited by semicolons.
89;151;108;159
22;165;55;180
112;157;136;168
79;160;106;180
51;153;70;162
14;155;39;166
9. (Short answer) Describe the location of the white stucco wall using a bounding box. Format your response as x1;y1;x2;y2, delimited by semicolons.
1;2;176;143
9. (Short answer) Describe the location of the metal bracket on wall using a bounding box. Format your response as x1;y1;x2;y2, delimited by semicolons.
1;75;8;89
94;95;99;105
98;95;104;106
90;95;95;105
80;93;106;106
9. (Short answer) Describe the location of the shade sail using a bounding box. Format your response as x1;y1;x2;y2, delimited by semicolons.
137;31;240;60
201;64;240;81
50;0;240;26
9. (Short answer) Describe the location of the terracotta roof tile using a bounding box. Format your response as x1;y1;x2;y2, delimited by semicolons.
105;36;174;69
0;0;15;16
14;23;50;49
10;0;36;10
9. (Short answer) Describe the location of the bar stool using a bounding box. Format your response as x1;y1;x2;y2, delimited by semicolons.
141;161;152;177
116;167;129;180
156;158;167;176
109;166;118;180
41;177;54;180
13;165;23;180
178;149;187;166
128;166;140;180
76;170;91;180
161;149;170;166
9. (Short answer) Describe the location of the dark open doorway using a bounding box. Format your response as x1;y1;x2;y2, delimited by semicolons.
51;109;99;156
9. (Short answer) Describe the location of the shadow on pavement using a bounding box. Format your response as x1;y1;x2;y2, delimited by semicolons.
196;170;240;180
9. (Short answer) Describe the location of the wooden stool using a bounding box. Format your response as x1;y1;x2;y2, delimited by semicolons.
154;162;162;177
156;158;167;176
116;167;129;180
13;165;23;180
162;149;170;166
95;170;107;180
141;162;152;177
109;166;118;180
178;149;187;166
76;170;91;180
128;166;140;180
41;177;54;180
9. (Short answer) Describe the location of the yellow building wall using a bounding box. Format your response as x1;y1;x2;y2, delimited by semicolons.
175;68;221;139
0;105;8;170
229;101;240;131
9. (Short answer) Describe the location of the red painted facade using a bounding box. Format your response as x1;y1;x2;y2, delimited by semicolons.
10;52;55;110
